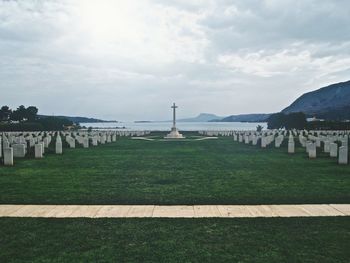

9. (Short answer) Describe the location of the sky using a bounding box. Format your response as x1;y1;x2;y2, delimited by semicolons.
1;0;350;121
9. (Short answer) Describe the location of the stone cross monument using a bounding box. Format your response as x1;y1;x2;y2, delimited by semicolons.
171;103;177;129
165;103;184;139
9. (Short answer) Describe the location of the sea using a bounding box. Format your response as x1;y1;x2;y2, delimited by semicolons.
80;121;266;131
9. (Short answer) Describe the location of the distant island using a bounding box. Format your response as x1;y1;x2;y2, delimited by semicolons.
177;113;223;122
213;113;271;123
177;113;269;123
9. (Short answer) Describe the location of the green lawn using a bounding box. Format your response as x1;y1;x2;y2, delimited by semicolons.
0;134;349;204
0;217;349;263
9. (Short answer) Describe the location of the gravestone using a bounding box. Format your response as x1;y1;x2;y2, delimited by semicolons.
29;138;35;147
252;135;258;145
35;144;43;158
55;136;62;154
324;140;330;153
308;143;316;158
338;146;348;165
288;136;295;153
40;141;45;154
12;144;26;158
4;147;13;166
83;137;89;148
261;137;267;148
43;137;50;148
3;139;9;149
330;143;338;158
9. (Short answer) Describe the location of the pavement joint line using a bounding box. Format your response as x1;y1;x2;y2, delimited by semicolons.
151;205;155;217
298;206;315;216
329;204;346;216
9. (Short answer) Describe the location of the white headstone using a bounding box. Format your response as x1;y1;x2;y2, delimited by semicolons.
83;137;89;148
308;143;316;158
324;140;330;153
3;139;9;149
4;147;13;166
43;137;50;148
55;136;62;154
12;144;26;158
330;143;338;158
338;146;348;165
35;144;43;158
288;136;295;153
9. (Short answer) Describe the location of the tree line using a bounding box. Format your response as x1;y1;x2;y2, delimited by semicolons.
267;112;307;130
0;105;74;131
0;105;38;122
267;112;350;130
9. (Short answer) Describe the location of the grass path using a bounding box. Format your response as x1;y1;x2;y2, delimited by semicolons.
1;217;349;262
0;136;349;205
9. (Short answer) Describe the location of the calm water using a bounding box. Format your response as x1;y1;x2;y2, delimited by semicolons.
81;121;266;131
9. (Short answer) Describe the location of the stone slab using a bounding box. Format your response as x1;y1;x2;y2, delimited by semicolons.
194;205;221;217
0;204;349;218
153;205;195;218
330;204;350;215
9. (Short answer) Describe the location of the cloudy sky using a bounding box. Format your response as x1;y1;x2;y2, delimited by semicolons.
1;0;350;120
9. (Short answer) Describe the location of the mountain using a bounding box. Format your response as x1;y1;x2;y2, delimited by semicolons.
216;113;271;122
39;115;116;124
178;113;223;122
282;80;350;120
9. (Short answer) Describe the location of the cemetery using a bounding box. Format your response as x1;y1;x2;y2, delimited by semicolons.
0;104;349;261
0;128;349;261
1;0;350;259
0;129;349;205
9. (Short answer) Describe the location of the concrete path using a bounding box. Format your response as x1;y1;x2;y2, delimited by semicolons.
0;204;349;218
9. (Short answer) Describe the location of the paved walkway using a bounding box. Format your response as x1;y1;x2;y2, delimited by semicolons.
0;204;349;218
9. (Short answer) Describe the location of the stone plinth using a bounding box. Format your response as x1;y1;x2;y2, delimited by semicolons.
164;128;184;139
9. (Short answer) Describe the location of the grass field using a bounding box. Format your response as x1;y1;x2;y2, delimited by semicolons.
0;217;349;262
0;133;349;205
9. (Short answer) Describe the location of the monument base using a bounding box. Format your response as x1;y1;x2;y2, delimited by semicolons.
164;128;185;139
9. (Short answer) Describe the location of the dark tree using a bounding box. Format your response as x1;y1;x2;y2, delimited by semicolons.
10;105;27;122
0;106;12;122
285;112;307;129
37;116;73;130
25;106;38;121
267;113;285;129
256;125;263;132
267;112;307;129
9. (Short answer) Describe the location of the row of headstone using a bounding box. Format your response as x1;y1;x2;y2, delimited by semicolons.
199;129;349;165
1;130;151;166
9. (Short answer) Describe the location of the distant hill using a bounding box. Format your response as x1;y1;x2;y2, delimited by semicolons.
216;113;271;122
39;115;116;124
282;80;350;120
178;113;223;122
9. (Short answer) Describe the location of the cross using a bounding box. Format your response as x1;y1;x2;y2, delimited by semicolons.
171;103;178;128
